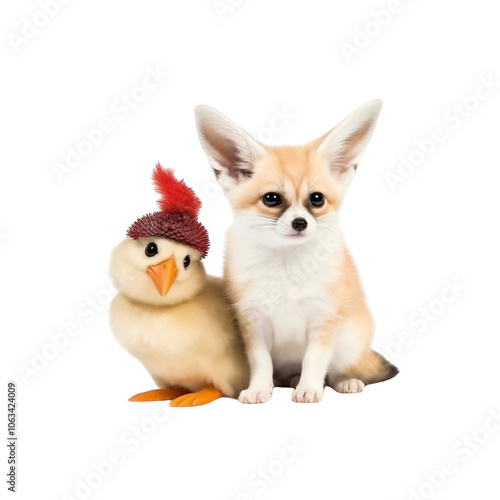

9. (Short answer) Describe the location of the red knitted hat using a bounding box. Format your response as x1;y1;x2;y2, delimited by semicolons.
127;164;210;258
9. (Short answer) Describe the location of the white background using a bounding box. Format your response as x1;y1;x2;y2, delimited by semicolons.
1;1;500;499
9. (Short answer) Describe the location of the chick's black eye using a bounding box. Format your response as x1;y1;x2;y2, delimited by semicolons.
145;242;158;257
183;255;191;269
309;192;325;207
263;192;282;207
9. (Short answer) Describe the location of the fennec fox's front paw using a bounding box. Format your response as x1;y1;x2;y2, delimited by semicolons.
238;386;273;404
292;385;324;403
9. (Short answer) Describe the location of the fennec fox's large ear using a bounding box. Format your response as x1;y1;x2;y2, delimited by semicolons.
314;99;382;189
195;105;265;191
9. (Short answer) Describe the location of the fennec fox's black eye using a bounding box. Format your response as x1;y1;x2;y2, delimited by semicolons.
183;255;191;269
309;193;325;207
263;192;282;207
145;242;158;257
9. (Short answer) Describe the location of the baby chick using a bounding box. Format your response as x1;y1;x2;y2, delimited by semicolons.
109;165;249;406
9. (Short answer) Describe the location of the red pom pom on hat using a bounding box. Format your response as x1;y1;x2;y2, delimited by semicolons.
126;164;210;258
152;163;201;218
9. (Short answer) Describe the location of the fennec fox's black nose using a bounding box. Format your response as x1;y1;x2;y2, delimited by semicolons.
292;218;308;232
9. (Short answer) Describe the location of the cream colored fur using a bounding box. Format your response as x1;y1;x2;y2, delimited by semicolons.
109;237;249;398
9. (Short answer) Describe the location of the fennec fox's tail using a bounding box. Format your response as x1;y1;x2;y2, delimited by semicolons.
346;349;399;385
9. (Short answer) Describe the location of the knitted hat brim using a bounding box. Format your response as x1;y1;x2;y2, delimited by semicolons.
127;212;210;258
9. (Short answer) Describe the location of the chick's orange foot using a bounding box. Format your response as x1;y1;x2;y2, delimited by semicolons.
169;385;223;407
128;387;189;402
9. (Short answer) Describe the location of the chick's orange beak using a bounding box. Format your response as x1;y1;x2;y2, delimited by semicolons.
147;258;178;296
